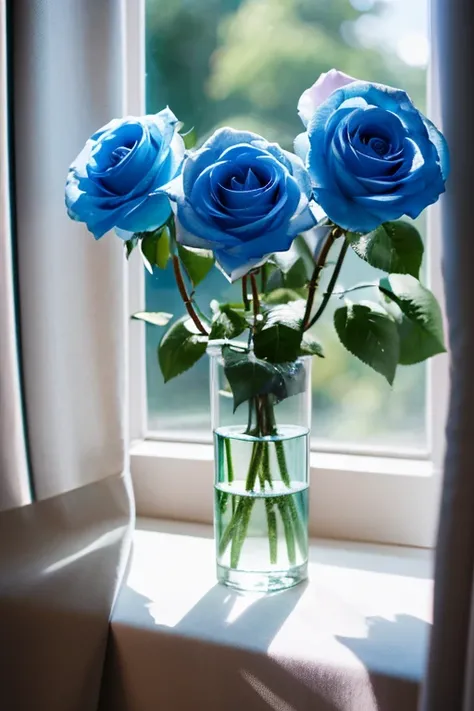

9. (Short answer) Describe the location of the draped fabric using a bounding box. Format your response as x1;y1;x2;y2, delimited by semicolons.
421;0;474;709
0;1;134;709
0;0;30;513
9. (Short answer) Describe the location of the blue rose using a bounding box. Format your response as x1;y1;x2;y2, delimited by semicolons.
65;108;185;239
297;79;449;233
165;128;316;281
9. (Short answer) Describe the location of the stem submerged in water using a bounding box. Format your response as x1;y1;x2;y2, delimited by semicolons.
261;442;272;489
245;440;264;491
265;499;278;565
224;437;234;483
277;499;296;565
217;393;307;572
275;439;291;488
287;496;307;559
230;497;254;568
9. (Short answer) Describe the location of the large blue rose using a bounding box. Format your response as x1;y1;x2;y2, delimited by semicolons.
165;128;316;280
65;108;185;239
298;81;449;233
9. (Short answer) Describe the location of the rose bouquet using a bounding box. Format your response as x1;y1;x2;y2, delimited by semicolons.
66;70;449;591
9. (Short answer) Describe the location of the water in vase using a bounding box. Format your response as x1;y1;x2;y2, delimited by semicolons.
214;424;309;592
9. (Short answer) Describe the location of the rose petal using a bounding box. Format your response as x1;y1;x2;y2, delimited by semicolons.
298;68;357;127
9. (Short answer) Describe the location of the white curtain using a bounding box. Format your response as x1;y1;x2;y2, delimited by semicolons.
0;1;134;709
421;0;474;709
0;1;30;512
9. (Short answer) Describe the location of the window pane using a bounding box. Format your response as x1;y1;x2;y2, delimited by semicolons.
145;0;429;451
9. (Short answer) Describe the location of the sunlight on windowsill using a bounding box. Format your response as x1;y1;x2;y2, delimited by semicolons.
109;518;432;711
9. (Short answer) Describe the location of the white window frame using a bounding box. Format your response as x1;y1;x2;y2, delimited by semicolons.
125;0;449;547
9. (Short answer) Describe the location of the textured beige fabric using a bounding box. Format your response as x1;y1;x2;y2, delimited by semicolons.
421;1;474;709
0;1;134;709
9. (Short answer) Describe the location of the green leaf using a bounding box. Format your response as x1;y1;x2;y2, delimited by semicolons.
271;245;301;275
131;312;173;327
271;235;314;276
270;361;307;404
286;258;309;288
254;303;303;363
140;226;170;271
222;346;306;411
177;244;214;287
211;300;245;314
334;301;400;385
155;227;171;269
181;127;198;149
139;241;152;274
266;258;308;292
210;304;248;340
263;288;307;305
222;347;276;411
158;317;208;383
379;274;446;365
347;221;424;278
168;218;178;256
299;332;324;358
125;236;138;259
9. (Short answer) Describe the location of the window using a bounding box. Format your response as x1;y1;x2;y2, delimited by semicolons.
127;0;448;546
143;0;431;452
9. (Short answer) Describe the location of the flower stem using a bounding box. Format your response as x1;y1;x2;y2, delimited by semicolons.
246;398;255;435
287;497;307;559
172;255;208;335
263;398;277;436
218;438;263;561
242;275;250;311
215;489;228;542
302;227;341;331
261;264;268;293
265;499;278;565
275;440;291;487
224;437;234;483
277;499;296;565
305;238;349;331
230;497;254;568
261;441;273;489
250;272;260;321
218;497;246;556
244;440;264;490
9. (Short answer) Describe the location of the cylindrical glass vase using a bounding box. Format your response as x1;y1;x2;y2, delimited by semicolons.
209;347;311;592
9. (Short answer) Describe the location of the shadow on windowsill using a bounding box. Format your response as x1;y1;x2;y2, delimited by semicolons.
336;613;431;711
103;584;430;710
104;581;347;710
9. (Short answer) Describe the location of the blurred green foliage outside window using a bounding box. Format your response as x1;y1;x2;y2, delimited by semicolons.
144;0;429;450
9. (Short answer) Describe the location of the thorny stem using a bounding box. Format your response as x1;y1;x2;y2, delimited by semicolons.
260;264;268;293
172;255;208;335
242;275;250;312
250;271;260;322
305;238;350;330
302;227;341;331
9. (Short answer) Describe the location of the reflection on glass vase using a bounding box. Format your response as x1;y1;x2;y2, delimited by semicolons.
209;347;311;592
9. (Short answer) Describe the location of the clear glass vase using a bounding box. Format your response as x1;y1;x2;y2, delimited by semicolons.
209;347;311;592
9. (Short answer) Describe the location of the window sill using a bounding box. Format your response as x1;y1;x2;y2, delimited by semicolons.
105;518;432;711
130;440;441;546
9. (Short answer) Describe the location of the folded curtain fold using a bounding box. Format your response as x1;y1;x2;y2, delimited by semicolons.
0;2;134;709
